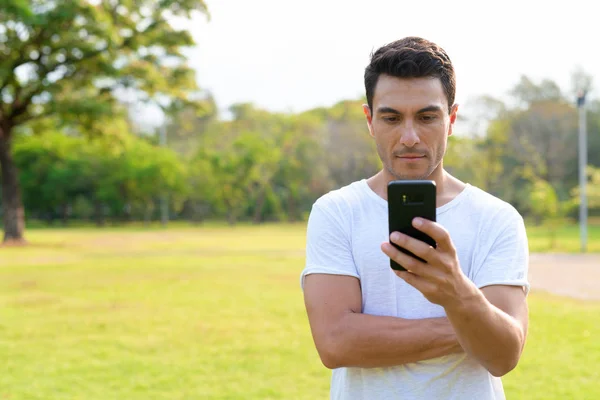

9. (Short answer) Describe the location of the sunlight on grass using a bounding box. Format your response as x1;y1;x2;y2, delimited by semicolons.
1;223;598;399
526;223;600;253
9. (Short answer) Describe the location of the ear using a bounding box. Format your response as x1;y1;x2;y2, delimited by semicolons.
448;104;459;137
363;104;374;137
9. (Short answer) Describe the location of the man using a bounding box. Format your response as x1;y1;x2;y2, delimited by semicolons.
300;37;529;400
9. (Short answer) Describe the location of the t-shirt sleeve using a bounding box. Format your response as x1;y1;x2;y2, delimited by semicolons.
300;199;359;290
472;207;530;295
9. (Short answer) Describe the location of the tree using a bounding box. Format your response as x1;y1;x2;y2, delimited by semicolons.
271;113;330;222
0;0;208;243
319;99;380;188
501;77;580;201
527;177;561;249
461;95;507;138
570;166;600;212
13;131;83;224
112;135;189;224
510;75;564;107
508;101;578;194
202;131;281;226
162;93;217;157
13;126;188;226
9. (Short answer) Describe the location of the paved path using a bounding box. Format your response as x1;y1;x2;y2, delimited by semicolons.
529;253;600;300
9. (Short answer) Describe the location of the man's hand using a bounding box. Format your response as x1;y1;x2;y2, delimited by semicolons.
381;216;528;377
381;217;479;309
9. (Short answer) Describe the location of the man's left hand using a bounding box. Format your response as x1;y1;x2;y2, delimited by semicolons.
381;217;479;309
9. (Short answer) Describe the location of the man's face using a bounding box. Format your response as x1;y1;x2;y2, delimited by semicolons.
364;75;458;181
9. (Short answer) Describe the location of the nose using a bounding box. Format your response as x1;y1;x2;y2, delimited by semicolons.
399;121;420;148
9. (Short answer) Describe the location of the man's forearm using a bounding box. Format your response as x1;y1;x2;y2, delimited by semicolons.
445;290;525;377
323;313;462;369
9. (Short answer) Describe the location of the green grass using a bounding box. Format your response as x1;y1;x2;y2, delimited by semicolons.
526;222;600;253
1;224;599;399
503;294;600;399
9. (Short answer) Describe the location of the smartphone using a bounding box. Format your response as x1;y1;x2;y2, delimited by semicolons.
387;180;437;271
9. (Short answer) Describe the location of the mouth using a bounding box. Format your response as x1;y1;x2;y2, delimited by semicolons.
397;154;426;159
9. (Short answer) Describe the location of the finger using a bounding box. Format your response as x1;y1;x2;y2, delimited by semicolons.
382;242;438;279
381;242;401;261
412;218;454;252
389;231;438;264
395;270;437;295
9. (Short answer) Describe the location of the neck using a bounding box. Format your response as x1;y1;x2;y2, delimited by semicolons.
367;166;465;207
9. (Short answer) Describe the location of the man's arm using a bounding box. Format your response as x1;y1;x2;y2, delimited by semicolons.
303;273;463;369
383;218;529;377
444;284;528;376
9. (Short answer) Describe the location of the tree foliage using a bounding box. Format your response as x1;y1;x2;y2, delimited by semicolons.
1;8;599;236
0;0;208;241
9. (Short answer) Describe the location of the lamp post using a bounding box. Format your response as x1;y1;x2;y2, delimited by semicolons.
577;90;588;252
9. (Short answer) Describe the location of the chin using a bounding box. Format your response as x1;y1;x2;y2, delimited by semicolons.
387;161;430;180
389;162;437;181
398;174;429;181
389;169;431;181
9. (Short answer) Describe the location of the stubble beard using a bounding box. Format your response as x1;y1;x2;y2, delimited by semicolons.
376;142;445;181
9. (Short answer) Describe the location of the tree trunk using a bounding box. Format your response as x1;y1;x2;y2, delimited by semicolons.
287;194;296;222
189;200;205;225
61;204;70;226
227;211;236;226
253;190;266;224
94;200;105;227
46;210;54;226
143;203;152;227
225;204;236;226
0;124;26;245
123;202;132;223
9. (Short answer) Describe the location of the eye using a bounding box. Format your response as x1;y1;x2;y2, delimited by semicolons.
382;116;399;123
419;114;437;123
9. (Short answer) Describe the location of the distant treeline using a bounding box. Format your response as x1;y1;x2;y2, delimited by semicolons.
3;76;600;226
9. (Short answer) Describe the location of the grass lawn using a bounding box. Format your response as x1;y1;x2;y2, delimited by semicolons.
526;222;600;253
0;223;599;399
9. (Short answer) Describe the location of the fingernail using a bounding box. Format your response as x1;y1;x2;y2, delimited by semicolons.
391;232;400;241
413;218;422;227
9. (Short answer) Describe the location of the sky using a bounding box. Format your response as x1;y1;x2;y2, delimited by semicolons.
143;0;600;126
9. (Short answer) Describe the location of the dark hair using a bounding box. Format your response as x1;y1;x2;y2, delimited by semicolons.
364;37;456;113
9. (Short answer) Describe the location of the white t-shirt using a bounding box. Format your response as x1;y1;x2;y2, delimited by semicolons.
300;179;530;400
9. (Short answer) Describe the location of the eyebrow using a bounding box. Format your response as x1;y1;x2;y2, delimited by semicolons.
376;105;443;114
